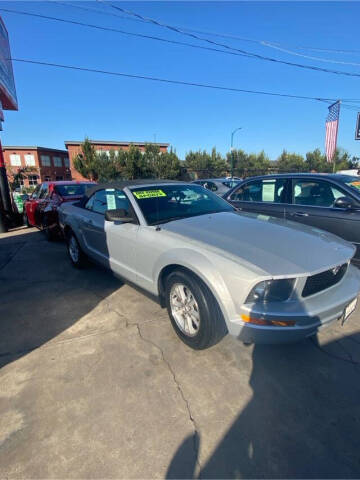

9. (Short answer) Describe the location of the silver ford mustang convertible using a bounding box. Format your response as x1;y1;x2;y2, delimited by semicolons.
58;180;360;349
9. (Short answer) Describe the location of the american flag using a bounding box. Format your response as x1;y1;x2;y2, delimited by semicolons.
325;101;340;163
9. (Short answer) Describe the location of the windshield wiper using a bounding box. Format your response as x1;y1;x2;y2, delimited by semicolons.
151;215;190;226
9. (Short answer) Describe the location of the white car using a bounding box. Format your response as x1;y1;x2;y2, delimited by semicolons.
58;180;360;349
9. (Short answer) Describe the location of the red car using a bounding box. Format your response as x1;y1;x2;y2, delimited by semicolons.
23;181;96;240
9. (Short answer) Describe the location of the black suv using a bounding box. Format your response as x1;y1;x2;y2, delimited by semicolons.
224;173;360;260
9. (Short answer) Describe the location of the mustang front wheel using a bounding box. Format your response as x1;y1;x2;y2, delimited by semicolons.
165;270;227;349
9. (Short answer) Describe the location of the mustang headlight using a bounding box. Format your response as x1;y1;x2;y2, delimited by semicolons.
245;279;295;303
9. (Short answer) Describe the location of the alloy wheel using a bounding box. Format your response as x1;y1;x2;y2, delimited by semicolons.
69;236;79;263
170;283;200;337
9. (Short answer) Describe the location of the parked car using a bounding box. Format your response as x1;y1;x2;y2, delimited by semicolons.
12;192;29;214
224;173;360;262
337;169;360;177
192;178;241;196
23;181;95;240
58;180;359;348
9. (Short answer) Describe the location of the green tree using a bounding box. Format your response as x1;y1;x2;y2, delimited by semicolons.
150;147;181;179
9;166;36;191
73;138;102;181
185;148;226;177
333;148;353;172
226;149;270;176
117;145;150;180
185;149;212;174
305;149;330;173
210;147;228;176
276;150;306;172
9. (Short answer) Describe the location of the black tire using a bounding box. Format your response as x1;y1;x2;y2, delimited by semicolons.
66;231;87;269
165;269;228;350
23;210;30;228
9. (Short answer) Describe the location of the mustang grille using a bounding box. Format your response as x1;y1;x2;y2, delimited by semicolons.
302;263;348;298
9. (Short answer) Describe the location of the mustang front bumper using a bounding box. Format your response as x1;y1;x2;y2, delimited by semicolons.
227;264;360;344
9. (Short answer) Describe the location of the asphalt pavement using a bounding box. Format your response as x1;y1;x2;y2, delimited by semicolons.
1;227;360;479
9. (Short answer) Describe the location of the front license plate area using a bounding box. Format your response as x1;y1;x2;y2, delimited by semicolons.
341;298;357;326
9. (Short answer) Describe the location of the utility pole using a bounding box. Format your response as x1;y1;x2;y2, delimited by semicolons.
0;17;18;233
230;127;242;178
0;140;11;233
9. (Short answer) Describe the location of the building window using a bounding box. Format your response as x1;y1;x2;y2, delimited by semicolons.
24;154;35;166
64;157;70;168
40;155;51;166
44;176;51;182
53;156;62;167
56;175;64;181
96;149;110;157
10;154;21;166
28;175;39;186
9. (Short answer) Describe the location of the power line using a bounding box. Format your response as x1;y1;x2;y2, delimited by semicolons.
51;0;360;57
98;0;360;79
261;42;360;67
3;5;360;80
0;8;258;60
10;57;357;106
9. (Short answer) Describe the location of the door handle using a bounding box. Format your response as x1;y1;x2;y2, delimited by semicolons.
292;212;309;217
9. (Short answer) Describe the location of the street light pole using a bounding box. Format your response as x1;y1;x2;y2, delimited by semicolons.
230;127;242;178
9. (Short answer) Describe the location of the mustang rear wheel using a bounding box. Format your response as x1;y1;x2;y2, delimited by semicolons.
67;232;87;268
165;269;227;349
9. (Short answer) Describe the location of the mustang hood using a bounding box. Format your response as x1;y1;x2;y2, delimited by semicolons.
162;211;355;277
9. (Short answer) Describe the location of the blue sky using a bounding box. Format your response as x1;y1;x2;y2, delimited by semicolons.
1;1;360;160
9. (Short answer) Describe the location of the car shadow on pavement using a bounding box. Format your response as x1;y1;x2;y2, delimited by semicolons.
0;229;123;370
166;332;360;479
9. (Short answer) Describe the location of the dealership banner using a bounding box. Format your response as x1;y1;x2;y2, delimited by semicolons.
0;16;17;110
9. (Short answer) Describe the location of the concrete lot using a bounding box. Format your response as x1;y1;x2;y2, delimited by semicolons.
1;227;360;479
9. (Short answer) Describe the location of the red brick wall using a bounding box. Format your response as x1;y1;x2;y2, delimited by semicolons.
3;148;71;188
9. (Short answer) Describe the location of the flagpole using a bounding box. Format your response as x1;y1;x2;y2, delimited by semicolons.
333;100;340;173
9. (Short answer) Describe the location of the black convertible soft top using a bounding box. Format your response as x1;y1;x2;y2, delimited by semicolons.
79;179;187;207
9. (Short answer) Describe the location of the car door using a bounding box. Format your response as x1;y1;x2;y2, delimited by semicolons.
25;184;42;226
285;178;360;251
226;177;289;218
35;183;50;227
82;188;139;281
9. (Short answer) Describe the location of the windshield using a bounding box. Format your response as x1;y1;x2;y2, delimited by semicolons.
343;176;360;194
55;184;94;197
131;184;234;225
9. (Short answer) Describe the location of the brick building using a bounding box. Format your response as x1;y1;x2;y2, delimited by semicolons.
3;146;71;188
65;140;169;181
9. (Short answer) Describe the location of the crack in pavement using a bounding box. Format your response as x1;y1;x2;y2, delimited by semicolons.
97;293;202;476
135;322;202;477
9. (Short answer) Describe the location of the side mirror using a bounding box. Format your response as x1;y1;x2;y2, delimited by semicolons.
105;208;135;223
334;196;356;210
